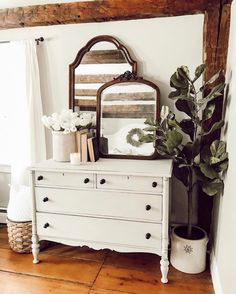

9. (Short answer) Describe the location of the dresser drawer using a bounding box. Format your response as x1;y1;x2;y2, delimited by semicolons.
35;187;162;222
36;212;162;249
34;171;94;188
97;174;162;193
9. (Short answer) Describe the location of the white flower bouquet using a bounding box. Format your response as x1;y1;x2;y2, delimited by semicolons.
41;109;96;134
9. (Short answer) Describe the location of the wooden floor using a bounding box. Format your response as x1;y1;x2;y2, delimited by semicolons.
0;225;214;294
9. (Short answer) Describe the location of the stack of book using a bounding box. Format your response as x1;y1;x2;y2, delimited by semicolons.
76;130;99;162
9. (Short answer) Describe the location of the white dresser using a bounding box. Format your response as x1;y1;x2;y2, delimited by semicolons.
30;158;172;283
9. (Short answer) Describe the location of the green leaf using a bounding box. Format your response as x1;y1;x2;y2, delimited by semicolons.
210;140;228;164
179;119;195;140
177;66;190;81
170;72;189;89
194;64;206;81
210;140;226;158
166;129;183;153
202;103;215;121
167;117;179;128
175;99;194;118
199;163;218;179
198;84;225;112
169;90;181;99
144;117;156;126
200;179;224;196
210;153;228;165
139;134;155;143
201;120;224;136
205;69;223;85
156;143;169;156
173;165;189;187
143;126;157;132
214;158;229;173
201;145;211;164
204;83;225;101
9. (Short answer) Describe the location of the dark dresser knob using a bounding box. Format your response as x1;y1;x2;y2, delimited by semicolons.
152;181;158;188
146;205;151;211
100;179;106;185
43;223;49;229
84;178;90;184
37;175;43;181
146;233;151;239
43;197;49;202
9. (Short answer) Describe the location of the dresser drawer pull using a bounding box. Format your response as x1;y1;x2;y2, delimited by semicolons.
146;205;151;211
84;178;90;184
43;223;49;229
146;233;151;239
100;179;106;185
43;197;49;202
152;181;158;188
37;175;44;181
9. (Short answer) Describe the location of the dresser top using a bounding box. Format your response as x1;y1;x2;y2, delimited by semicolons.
30;159;172;177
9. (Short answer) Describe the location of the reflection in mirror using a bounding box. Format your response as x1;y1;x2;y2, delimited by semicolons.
69;35;137;114
97;72;160;159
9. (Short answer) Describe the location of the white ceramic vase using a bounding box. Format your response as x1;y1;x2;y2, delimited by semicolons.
170;226;208;274
52;131;76;162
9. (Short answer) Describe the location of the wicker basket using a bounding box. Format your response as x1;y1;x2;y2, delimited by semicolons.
7;218;32;253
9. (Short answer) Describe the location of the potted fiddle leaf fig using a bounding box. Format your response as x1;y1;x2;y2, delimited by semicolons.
127;64;228;274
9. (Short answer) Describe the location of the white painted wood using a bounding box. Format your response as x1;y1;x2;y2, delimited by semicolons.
97;174;162;193
30;158;172;283
37;212;162;249
30;158;173;178
160;177;170;283
35;171;94;189
35;187;162;222
37;235;162;255
30;170;40;264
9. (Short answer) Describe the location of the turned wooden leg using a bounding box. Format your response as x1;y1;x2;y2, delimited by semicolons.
32;235;40;264
160;257;169;283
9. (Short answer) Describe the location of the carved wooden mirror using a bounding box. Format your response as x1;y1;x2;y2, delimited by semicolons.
96;71;160;159
69;35;137;113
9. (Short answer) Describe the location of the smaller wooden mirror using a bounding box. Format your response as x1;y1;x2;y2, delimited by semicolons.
69;35;137;113
96;71;160;160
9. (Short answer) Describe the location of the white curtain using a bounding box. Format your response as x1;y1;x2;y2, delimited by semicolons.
6;40;46;221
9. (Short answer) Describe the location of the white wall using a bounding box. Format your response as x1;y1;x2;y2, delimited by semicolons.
0;13;204;224
211;2;236;294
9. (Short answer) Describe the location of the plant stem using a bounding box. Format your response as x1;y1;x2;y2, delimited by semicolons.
187;167;193;238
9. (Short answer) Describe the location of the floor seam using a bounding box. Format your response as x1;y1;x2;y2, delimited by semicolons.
88;252;110;293
0;268;91;287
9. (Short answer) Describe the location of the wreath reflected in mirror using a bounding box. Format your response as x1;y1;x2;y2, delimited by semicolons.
126;128;145;147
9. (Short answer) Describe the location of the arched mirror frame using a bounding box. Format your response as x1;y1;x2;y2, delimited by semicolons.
96;72;161;160
69;35;138;111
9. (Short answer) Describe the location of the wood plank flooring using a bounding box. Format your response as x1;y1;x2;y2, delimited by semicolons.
0;225;214;294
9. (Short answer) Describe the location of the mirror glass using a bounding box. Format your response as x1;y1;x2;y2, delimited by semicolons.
69;36;137;114
97;75;160;159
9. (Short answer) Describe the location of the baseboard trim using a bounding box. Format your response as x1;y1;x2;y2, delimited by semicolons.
0;211;7;224
210;248;222;294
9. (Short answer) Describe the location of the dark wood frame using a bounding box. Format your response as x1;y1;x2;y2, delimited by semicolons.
0;0;232;80
96;71;160;160
0;1;232;121
69;35;137;111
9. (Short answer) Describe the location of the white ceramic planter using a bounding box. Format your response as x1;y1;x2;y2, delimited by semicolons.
52;131;76;162
170;226;208;274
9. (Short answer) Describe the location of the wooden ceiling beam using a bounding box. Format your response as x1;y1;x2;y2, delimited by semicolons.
0;0;221;30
